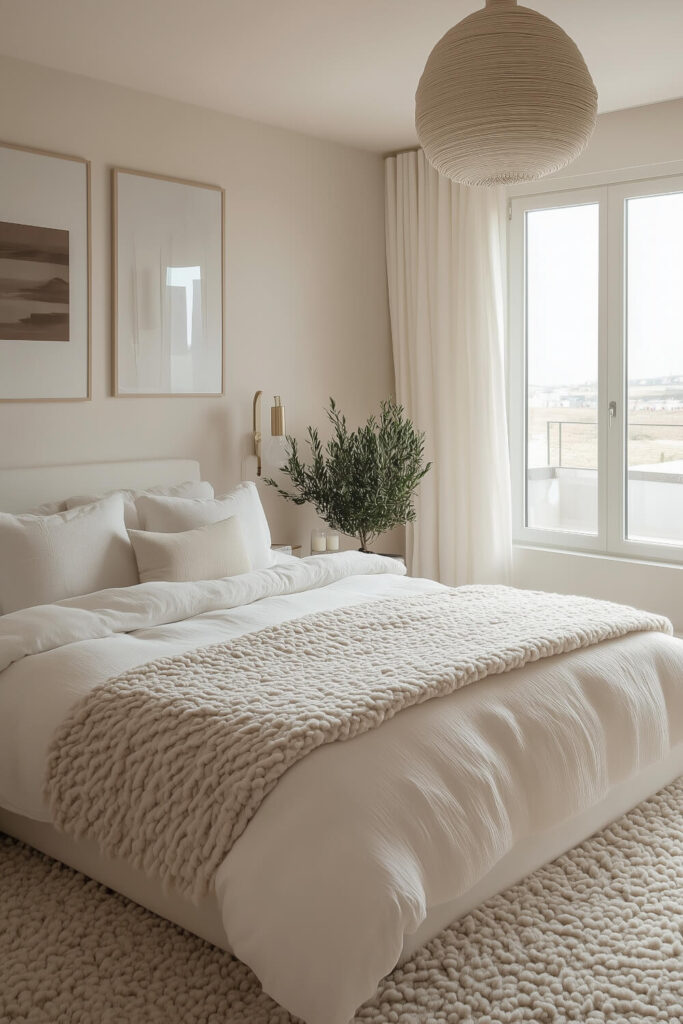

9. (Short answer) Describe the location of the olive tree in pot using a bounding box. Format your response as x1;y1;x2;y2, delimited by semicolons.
265;398;431;553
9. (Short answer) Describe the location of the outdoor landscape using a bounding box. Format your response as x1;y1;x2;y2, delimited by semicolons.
528;376;683;471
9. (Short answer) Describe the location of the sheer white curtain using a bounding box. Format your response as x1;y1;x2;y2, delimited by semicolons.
385;149;511;585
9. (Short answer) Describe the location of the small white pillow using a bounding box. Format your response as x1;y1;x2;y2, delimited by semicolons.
129;517;251;584
136;482;273;570
0;494;138;614
66;480;214;530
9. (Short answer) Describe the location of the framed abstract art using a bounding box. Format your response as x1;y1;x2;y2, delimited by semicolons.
112;168;224;397
0;142;91;401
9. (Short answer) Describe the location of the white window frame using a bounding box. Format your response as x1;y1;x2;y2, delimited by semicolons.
509;173;683;565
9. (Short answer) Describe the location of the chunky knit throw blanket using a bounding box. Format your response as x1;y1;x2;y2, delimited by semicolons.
46;586;671;902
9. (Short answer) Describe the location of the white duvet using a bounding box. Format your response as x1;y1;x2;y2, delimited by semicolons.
1;552;683;1024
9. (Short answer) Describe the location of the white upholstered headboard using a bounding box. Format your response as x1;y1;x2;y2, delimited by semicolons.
0;459;202;513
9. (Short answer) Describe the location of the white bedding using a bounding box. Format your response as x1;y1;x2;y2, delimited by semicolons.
1;552;682;1024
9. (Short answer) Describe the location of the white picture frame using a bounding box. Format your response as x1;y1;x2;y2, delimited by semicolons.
112;168;225;397
0;141;91;402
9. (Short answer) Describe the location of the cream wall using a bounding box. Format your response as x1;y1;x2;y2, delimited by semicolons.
508;98;683;631
508;97;683;191
0;55;399;552
554;98;683;180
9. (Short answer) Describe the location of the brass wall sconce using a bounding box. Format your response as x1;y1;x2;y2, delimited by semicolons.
252;390;286;477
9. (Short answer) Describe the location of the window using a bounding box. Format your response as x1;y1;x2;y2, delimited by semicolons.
509;175;683;563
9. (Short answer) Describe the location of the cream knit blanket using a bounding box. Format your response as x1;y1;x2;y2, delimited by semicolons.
46;586;671;901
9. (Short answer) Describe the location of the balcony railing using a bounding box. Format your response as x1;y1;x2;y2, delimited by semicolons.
545;420;683;470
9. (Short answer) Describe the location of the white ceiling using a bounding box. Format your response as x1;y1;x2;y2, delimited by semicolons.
1;0;683;152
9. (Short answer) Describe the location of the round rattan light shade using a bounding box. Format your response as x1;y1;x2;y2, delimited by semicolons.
415;0;598;187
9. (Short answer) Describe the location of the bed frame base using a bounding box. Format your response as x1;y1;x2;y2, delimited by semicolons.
2;744;682;967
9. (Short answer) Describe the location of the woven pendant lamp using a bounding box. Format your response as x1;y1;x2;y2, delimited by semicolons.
415;0;598;186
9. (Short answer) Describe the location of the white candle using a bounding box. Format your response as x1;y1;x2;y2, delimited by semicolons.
311;530;327;553
326;531;340;552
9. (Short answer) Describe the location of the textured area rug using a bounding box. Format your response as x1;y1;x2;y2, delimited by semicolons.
2;777;683;1024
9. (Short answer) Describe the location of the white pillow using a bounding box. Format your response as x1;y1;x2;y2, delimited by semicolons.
27;499;68;515
136;482;274;570
66;480;214;530
129;517;251;584
0;494;138;614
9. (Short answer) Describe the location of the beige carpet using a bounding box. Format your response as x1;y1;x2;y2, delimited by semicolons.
2;778;682;1024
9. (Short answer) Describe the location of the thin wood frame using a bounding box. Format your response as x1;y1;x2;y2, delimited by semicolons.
0;140;92;403
111;166;225;398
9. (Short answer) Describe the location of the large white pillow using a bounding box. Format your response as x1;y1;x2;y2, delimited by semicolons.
0;494;138;614
66;480;214;530
129;517;251;584
136;482;273;570
27;499;68;515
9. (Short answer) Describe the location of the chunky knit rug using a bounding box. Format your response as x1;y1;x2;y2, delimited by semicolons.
2;775;682;1024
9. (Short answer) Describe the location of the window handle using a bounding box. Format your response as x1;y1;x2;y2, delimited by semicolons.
608;400;617;426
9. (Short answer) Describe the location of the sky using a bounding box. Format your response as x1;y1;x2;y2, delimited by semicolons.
526;191;683;389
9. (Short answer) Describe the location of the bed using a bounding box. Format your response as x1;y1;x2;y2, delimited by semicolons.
1;458;682;1024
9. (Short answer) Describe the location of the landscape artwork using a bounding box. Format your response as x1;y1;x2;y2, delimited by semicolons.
0;219;69;341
